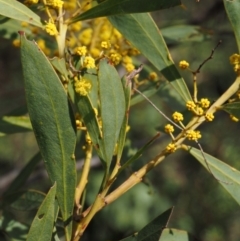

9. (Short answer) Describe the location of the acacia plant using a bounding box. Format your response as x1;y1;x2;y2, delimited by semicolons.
0;0;240;240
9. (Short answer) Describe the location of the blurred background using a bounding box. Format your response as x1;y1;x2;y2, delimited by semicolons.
1;0;240;240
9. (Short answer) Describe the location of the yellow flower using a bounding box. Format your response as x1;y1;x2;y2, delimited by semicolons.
101;41;111;49
122;56;132;64
83;56;95;69
110;53;122;65
124;63;135;73
186;101;196;111
70;22;82;32
90;48;101;58
12;39;20;47
229;53;240;64
205;113;214;122
164;124;174;134
149;72;158;81
179;60;189;70
79;28;93;45
172;112;184;122
229;53;240;72
45;21;58;36
166;143;177;153
21;22;29;27
75;46;87;56
196;106;204;116
200;98;210;108
46;0;64;9
185;130;201;141
74;77;92;96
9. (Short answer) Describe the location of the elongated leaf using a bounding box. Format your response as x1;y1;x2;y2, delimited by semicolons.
2;190;45;211
187;146;240;206
159;228;198;241
109;13;192;103
116;77;132;160
137;207;173;241
0;0;43;28
0;116;32;136
4;152;42;195
50;57;69;80
27;184;57;241
70;0;181;22
75;94;103;156
119;207;173;241
98;59;126;166
220;101;240;119
20;33;76;240
224;0;240;52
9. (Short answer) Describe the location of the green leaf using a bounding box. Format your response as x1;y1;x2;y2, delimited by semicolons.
0;0;43;28
27;184;57;241
0;213;29;241
187;146;240;206
119;207;173;241
159;228;198;241
50;57;69;80
4;152;42;195
98;59;126;166
220;101;240;119
75;94;103;157
70;0;181;22
0;116;32;136
109;13;192;103
2;190;45;211
224;0;240;52
161;25;209;44
20;33;76;240
0;17;32;39
116;77;132;160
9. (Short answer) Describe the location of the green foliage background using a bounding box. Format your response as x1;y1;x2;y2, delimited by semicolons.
1;0;240;241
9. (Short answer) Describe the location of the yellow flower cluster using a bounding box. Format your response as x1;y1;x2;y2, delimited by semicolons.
205;113;214;122
75;46;87;56
229;53;240;72
179;60;189;70
46;0;64;9
172;112;184;122
185;130;201;141
166;143;177;153
83;56;96;69
110;53;122;65
101;41;111;49
186;101;196;111
164;124;174;134
186;98;211;117
45;21;58;36
74;77;92;96
200;98;210;108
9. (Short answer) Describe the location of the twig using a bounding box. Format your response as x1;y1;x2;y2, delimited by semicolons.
193;40;222;74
